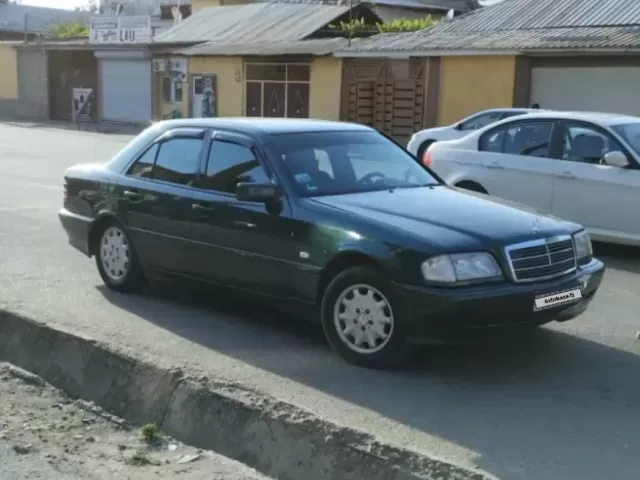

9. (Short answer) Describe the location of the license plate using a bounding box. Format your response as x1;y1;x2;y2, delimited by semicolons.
534;288;582;311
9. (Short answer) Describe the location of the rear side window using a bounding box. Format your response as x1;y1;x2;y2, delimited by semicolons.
480;121;554;158
127;137;203;186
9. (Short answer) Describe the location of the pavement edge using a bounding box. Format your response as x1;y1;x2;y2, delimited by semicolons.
0;309;493;480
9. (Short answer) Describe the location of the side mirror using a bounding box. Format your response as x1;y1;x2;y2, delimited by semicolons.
603;151;629;168
236;182;281;203
454;123;463;131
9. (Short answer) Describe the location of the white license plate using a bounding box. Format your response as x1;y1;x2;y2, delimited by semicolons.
534;288;582;311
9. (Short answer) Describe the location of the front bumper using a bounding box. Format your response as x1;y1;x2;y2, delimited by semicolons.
395;258;605;344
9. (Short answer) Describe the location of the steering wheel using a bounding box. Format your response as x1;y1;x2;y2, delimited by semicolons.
358;172;386;185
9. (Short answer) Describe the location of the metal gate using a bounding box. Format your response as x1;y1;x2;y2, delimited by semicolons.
341;59;426;145
100;59;151;123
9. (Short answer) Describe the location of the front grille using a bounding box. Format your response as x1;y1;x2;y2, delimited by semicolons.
505;235;576;282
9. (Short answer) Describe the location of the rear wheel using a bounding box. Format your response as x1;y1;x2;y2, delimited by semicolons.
94;220;146;293
320;266;413;369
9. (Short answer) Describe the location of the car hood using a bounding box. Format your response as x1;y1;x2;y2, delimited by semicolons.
310;186;579;252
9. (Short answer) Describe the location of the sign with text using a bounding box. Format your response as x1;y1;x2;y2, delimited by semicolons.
90;15;152;44
72;88;94;122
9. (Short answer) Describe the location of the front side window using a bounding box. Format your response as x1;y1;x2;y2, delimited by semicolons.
270;131;439;197
611;122;640;156
561;122;625;165
459;111;504;131
480;121;553;158
127;137;202;186
203;140;270;194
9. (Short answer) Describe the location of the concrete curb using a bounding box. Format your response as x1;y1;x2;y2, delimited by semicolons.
0;309;493;480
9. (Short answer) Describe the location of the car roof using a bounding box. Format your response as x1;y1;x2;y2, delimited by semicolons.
508;110;640;125
155;117;374;135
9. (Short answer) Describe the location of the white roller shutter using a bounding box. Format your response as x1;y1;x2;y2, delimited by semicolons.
530;66;640;116
101;59;151;123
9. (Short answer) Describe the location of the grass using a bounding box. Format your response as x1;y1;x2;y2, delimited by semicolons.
140;422;161;444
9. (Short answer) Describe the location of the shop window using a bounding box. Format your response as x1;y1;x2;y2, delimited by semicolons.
162;75;183;104
245;63;310;118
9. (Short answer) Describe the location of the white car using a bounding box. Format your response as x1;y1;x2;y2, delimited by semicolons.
425;111;640;246
407;108;539;158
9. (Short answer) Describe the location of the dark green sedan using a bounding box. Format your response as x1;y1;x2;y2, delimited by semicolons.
59;118;605;369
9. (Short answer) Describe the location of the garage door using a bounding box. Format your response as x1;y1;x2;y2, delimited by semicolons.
101;59;151;123
530;66;640;116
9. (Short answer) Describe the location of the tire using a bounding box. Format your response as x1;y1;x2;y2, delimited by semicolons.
94;219;146;293
456;181;487;194
320;266;413;369
416;140;435;160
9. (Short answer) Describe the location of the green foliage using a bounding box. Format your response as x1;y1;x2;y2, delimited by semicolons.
376;15;440;33
49;22;89;39
329;15;441;35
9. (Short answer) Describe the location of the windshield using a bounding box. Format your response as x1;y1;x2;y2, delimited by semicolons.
268;130;440;197
611;122;640;155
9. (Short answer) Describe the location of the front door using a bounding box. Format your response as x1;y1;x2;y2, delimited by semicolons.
476;119;558;212
551;120;640;240
191;75;217;118
189;130;295;298
116;127;206;275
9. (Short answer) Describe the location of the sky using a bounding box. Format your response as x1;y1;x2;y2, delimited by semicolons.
21;0;88;9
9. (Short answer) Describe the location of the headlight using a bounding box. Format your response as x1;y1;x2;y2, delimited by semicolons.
573;230;592;259
421;252;502;283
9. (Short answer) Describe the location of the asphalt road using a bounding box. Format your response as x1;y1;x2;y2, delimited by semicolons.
1;122;639;480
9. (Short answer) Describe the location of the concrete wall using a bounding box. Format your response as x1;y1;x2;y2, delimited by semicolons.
309;56;342;121
155;55;342;120
436;55;517;125
0;48;49;120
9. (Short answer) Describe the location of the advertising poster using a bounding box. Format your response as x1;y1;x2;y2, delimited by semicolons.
200;75;217;118
72;88;94;122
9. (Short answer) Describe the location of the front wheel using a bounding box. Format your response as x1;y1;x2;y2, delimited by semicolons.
94;220;146;293
320;266;413;369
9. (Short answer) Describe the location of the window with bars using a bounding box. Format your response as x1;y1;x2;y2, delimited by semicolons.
245;63;310;119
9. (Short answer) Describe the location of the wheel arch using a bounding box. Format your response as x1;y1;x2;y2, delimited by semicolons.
317;250;389;304
454;179;488;194
88;212;123;257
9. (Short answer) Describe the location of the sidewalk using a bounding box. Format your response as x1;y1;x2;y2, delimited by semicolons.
0;119;146;135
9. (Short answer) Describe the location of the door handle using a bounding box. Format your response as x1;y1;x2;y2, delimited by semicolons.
558;171;577;180
486;162;504;170
123;190;143;201
192;203;215;212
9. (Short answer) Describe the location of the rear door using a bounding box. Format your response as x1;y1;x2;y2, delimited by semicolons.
473;119;559;211
116;127;206;275
551;120;640;240
189;130;296;297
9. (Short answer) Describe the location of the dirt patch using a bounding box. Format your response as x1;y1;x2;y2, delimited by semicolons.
0;363;272;479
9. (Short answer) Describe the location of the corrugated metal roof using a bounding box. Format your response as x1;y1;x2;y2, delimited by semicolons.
153;3;349;43
430;0;640;33
171;37;352;56
0;4;89;34
251;0;475;12
337;25;640;54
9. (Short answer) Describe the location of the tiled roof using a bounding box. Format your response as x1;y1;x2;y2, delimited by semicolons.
336;25;640;55
153;3;350;43
336;0;640;55
0;3;89;34
171;37;352;56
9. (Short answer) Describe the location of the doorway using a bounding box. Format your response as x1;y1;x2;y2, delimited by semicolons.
191;74;217;118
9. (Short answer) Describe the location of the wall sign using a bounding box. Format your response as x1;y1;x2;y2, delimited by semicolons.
72;88;94;122
89;15;152;44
